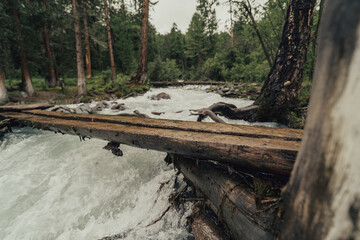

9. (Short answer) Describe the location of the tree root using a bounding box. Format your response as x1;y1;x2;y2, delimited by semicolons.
191;102;259;123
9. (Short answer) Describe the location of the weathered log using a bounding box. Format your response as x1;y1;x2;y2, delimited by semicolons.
25;109;303;141
0;110;301;176
192;102;259;122
191;204;231;240
191;109;226;124
151;81;241;87
172;154;279;240
0;103;54;112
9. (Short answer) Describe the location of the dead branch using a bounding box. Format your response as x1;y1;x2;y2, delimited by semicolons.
191;102;259;123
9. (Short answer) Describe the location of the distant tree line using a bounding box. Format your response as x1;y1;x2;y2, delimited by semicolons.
0;0;321;100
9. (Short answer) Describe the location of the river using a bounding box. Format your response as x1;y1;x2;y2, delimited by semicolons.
0;86;278;240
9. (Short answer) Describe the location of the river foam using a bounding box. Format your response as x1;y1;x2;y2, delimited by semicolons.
0;86;278;239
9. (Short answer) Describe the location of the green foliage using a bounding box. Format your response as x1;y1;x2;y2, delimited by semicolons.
1;0;319;106
148;58;182;82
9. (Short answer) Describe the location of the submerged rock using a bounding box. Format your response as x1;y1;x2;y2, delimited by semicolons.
150;92;171;100
111;103;126;111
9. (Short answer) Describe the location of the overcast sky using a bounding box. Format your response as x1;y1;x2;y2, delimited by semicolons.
149;0;268;34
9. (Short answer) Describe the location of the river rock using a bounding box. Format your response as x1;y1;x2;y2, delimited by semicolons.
150;92;171;100
111;103;126;111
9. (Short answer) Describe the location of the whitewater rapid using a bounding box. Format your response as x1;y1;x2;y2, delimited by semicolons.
0;86;278;240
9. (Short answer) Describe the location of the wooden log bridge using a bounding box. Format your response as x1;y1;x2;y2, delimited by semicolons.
0;106;302;176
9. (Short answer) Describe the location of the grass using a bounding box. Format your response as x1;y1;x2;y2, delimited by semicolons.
5;72;149;104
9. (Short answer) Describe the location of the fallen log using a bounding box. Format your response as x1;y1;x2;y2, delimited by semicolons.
24;109;303;141
0;110;300;176
191;204;231;240
0;103;54;112
172;154;280;240
192;102;258;122
150;81;241;87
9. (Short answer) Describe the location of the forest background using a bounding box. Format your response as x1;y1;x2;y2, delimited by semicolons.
0;0;319;104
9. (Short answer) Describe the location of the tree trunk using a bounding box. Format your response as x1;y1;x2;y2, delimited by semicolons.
42;25;57;87
242;0;273;68
104;0;116;80
0;61;8;104
254;0;317;124
281;0;360;239
10;1;34;96
172;155;278;240
82;0;92;79
135;0;149;84
72;0;87;96
229;0;234;47
309;0;325;81
42;0;56;88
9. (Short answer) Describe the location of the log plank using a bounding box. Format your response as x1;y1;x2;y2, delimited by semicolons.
25;110;303;141
0;103;53;112
0;111;300;175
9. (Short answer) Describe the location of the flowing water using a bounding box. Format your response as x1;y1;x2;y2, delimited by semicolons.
0;87;278;240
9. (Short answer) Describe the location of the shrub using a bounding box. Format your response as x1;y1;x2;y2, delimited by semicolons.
148;58;182;82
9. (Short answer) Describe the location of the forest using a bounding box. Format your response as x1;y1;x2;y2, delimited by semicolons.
1;0;360;239
0;0;320;126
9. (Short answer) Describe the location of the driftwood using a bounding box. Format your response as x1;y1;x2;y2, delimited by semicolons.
0;103;54;112
191;204;230;240
117;110;149;118
0;109;301;176
190;109;226;124
191;102;259;123
172;154;279;240
151;111;165;116
151;81;241;87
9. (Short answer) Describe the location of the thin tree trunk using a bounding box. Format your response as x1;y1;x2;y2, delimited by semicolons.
42;0;56;88
135;0;150;84
281;0;360;239
82;0;92;79
242;0;273;68
121;0;126;12
42;25;57;87
47;19;60;86
72;0;87;96
309;0;325;81
104;0;116;80
254;0;317;124
10;1;34;96
229;0;234;47
0;61;8;104
276;0;286;18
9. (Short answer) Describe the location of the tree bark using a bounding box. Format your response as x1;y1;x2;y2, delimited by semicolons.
82;0;92;79
10;1;34;96
281;0;360;239
42;25;57;87
254;0;317;124
309;0;325;81
135;0;150;84
104;0;116;80
242;0;273;68
229;0;234;47
41;0;56;88
0;61;8;104
0;109;301;176
172;155;278;240
72;0;87;96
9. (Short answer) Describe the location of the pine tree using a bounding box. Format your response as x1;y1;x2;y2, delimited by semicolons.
72;0;87;96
